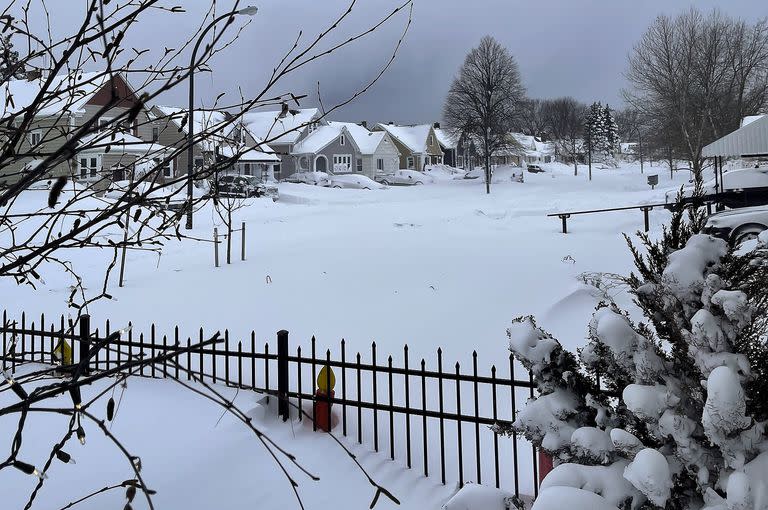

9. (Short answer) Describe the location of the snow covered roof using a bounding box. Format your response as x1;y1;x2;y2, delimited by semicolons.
375;123;433;153
244;108;320;145
330;122;387;155
77;131;170;155
1;71;113;118
435;128;460;149
703;114;768;157
741;115;765;127
511;133;554;157
153;105;229;136
292;124;349;154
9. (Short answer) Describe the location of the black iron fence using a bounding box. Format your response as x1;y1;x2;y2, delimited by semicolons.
1;311;541;498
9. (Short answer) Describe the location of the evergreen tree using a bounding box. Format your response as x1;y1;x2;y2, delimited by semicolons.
602;105;620;157
501;204;768;510
584;102;607;158
0;35;26;82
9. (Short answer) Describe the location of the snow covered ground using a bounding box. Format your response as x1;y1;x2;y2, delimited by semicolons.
1;161;701;509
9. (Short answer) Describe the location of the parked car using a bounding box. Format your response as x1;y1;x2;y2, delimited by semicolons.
665;167;768;210
375;170;432;186
701;205;768;246
329;174;385;190
527;164;544;173
213;174;278;200
284;171;330;186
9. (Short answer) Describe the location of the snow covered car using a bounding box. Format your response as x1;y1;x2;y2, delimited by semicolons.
701;205;768;246
375;170;432;186
664;167;768;210
527;164;544;173
284;171;330;186
329;174;385;189
213;175;278;200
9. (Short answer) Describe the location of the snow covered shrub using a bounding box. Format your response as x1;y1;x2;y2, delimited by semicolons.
500;207;768;510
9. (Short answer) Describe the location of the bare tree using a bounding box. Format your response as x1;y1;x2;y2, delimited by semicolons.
443;36;525;194
516;98;547;138
625;8;768;181
541;97;587;176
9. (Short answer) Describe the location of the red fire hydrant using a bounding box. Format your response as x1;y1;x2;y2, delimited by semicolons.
538;451;554;483
314;389;335;432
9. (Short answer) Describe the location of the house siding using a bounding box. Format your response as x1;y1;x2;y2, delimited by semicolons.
312;135;360;175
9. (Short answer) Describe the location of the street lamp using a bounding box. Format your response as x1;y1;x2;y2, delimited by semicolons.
186;6;258;230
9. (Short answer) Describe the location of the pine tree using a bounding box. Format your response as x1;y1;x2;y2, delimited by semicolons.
602;105;620;157
584;102;607;159
0;35;26;82
501;205;768;510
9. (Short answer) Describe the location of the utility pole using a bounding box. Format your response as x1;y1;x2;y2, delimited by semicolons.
587;131;592;181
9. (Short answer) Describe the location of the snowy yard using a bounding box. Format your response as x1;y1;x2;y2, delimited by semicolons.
2;162;700;509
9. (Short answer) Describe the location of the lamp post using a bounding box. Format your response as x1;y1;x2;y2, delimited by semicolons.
186;6;258;230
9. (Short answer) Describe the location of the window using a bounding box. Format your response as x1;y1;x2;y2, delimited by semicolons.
244;163;252;176
194;157;204;168
273;164;281;179
376;158;384;171
429;135;434;146
154;158;172;178
29;131;42;146
356;158;363;172
339;134;345;146
79;157;99;179
407;156;414;169
308;122;319;133
299;156;310;170
458;156;464;168
152;127;159;142
333;154;352;172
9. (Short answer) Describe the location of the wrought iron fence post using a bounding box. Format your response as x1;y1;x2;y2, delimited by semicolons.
277;330;289;421
79;314;91;375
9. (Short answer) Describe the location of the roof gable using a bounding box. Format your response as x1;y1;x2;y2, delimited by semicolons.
244;108;322;145
374;123;434;154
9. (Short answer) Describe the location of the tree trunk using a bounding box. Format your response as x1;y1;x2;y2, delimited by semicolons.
485;151;491;194
227;208;232;265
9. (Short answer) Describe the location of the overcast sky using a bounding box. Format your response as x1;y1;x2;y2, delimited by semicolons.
21;0;768;124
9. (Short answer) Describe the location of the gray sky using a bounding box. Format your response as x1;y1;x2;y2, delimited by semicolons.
21;0;768;124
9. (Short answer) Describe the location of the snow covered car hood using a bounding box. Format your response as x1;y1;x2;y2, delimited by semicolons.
704;206;768;229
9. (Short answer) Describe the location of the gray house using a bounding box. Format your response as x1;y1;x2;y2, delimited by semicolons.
243;108;325;179
331;122;399;178
291;123;361;175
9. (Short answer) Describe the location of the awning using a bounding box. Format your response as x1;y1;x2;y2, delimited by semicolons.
702;114;768;158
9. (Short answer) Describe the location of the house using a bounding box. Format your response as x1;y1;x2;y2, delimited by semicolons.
511;133;555;164
243;108;325;179
330;122;399;178
434;125;460;167
373;123;444;171
0;71;164;186
290;122;363;175
148;105;279;181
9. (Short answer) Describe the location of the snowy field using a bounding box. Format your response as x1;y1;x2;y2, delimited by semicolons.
2;161;702;509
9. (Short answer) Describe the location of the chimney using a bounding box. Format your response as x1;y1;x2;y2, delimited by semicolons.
359;121;368;129
388;121;394;125
434;122;441;129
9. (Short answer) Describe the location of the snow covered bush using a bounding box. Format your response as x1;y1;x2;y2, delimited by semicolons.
501;207;768;510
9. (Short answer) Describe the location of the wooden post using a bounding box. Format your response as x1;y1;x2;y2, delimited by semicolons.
79;314;91;375
241;222;246;261
213;228;219;267
559;214;569;234
277;330;289;422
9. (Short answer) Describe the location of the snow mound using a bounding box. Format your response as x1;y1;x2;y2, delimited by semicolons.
663;234;728;300
532;486;619;510
570;427;614;462
507;317;559;366
442;484;513;510
622;384;677;421
541;460;643;508
623;449;672;507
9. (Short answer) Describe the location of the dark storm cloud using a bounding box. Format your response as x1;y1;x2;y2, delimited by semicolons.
17;0;768;124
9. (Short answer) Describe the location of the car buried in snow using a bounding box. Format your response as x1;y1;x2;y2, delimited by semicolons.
212;174;279;201
701;205;768;246
328;174;386;190
375;169;432;186
664;167;768;210
283;171;330;186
